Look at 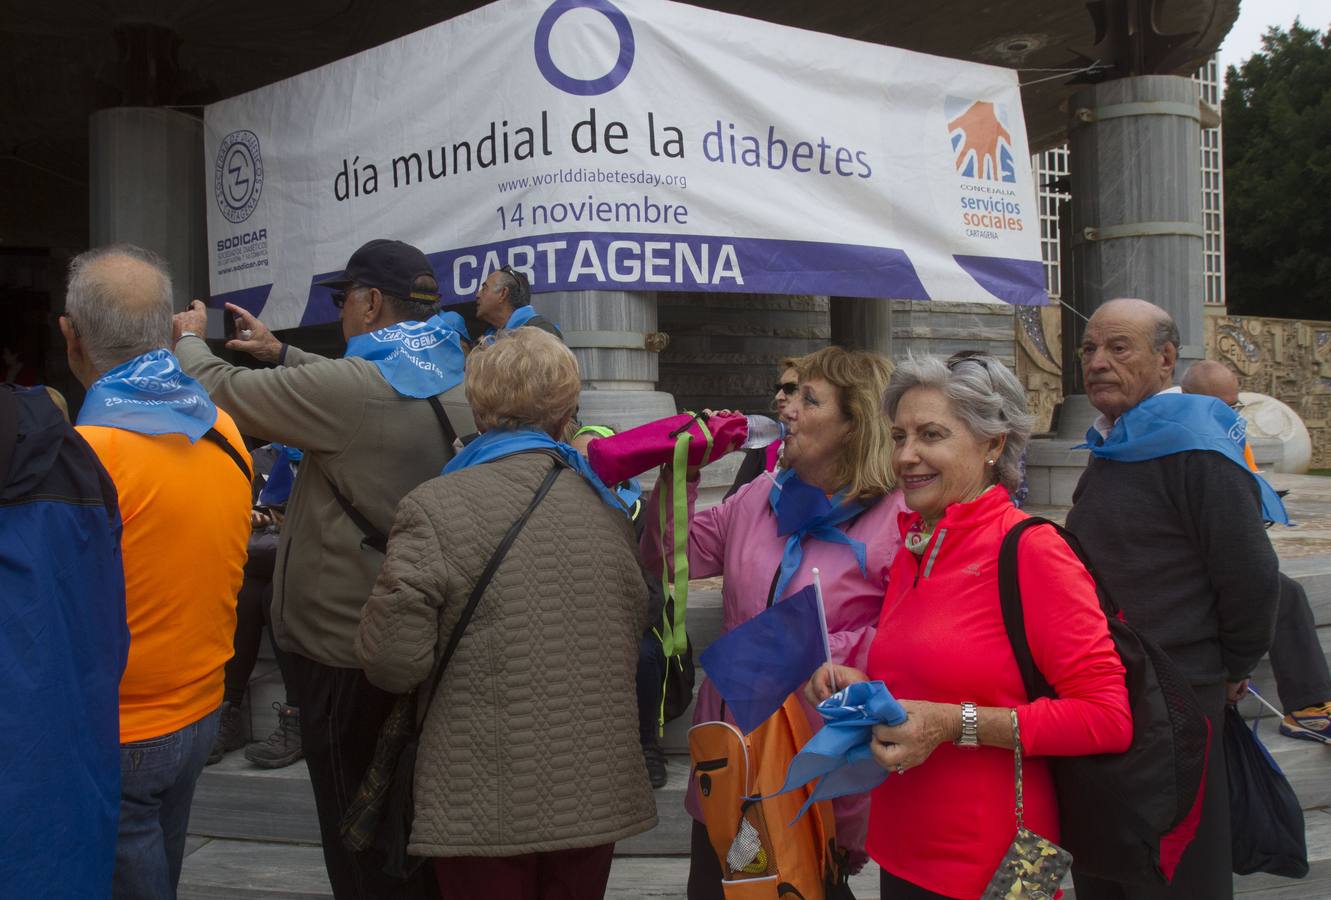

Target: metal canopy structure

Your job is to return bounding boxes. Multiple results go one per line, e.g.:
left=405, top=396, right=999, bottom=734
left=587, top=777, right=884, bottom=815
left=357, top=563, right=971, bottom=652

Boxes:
left=1, top=0, right=1236, bottom=249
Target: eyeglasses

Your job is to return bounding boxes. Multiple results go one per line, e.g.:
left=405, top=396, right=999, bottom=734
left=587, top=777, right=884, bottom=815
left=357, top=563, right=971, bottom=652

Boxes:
left=1230, top=400, right=1246, bottom=414
left=330, top=285, right=362, bottom=309
left=775, top=381, right=798, bottom=397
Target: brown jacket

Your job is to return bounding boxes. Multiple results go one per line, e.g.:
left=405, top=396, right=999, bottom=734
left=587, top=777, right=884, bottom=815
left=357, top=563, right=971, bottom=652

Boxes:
left=177, top=337, right=474, bottom=668
left=356, top=450, right=657, bottom=857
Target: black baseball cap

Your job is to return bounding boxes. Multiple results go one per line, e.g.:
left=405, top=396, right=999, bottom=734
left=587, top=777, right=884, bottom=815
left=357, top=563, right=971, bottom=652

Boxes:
left=314, top=239, right=440, bottom=303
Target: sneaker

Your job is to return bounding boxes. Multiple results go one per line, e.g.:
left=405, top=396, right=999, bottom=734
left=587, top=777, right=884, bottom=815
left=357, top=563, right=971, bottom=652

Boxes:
left=1280, top=703, right=1331, bottom=744
left=642, top=739, right=668, bottom=789
left=206, top=701, right=246, bottom=766
left=245, top=702, right=303, bottom=768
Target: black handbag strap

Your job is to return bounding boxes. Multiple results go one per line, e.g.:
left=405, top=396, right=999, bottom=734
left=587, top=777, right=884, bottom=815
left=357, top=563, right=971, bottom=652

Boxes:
left=417, top=461, right=563, bottom=722
left=202, top=427, right=253, bottom=484
left=326, top=395, right=460, bottom=554
left=0, top=386, right=17, bottom=487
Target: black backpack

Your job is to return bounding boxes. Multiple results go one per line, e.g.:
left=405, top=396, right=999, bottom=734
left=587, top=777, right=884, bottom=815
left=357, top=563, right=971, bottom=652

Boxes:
left=998, top=517, right=1211, bottom=888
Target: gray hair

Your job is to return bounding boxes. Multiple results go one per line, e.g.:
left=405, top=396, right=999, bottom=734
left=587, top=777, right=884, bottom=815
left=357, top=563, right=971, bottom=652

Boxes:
left=883, top=352, right=1035, bottom=492
left=1151, top=313, right=1180, bottom=354
left=65, top=244, right=174, bottom=373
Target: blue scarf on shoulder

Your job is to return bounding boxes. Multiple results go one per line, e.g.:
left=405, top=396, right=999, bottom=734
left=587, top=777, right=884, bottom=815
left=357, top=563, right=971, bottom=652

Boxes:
left=344, top=314, right=466, bottom=399
left=77, top=349, right=217, bottom=441
left=1078, top=392, right=1289, bottom=525
left=767, top=467, right=871, bottom=603
left=442, top=427, right=626, bottom=514
left=481, top=305, right=541, bottom=338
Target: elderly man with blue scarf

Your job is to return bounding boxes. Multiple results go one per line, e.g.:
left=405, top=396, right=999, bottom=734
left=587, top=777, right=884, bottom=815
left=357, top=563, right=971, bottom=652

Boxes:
left=173, top=238, right=472, bottom=900
left=1065, top=298, right=1280, bottom=900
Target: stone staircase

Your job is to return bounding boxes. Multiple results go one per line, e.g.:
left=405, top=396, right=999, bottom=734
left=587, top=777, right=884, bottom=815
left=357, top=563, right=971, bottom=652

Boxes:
left=181, top=472, right=1331, bottom=899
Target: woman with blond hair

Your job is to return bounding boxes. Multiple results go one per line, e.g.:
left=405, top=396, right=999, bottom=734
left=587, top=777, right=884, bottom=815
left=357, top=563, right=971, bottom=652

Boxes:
left=357, top=327, right=655, bottom=899
left=641, top=345, right=908, bottom=897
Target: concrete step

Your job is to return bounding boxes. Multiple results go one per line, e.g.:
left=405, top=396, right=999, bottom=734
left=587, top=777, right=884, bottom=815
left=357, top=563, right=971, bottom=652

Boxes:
left=192, top=753, right=321, bottom=845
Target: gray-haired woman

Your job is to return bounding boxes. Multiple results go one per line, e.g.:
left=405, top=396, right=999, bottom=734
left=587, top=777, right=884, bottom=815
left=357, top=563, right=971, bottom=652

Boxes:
left=807, top=351, right=1132, bottom=899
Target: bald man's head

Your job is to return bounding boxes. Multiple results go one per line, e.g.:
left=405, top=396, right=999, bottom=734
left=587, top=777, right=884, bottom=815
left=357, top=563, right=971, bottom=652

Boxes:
left=1080, top=298, right=1180, bottom=421
left=63, top=244, right=174, bottom=379
left=1181, top=359, right=1240, bottom=407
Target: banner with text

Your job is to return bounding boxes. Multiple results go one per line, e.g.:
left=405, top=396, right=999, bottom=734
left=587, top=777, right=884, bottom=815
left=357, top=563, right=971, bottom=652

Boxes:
left=205, top=0, right=1047, bottom=328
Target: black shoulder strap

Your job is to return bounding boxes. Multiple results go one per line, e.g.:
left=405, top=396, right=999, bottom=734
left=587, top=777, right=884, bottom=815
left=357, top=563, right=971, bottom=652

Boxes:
left=998, top=517, right=1059, bottom=702
left=0, top=387, right=17, bottom=487
left=202, top=427, right=253, bottom=484
left=326, top=395, right=462, bottom=554
left=417, top=462, right=563, bottom=720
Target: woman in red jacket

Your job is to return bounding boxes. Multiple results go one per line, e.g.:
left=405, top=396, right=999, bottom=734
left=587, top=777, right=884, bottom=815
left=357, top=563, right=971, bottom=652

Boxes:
left=809, top=351, right=1133, bottom=899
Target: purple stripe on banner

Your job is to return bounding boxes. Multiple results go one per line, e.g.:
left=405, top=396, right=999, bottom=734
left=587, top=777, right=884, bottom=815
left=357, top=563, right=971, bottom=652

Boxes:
left=300, top=276, right=343, bottom=327
left=209, top=284, right=273, bottom=316
left=953, top=255, right=1048, bottom=306
left=415, top=232, right=930, bottom=307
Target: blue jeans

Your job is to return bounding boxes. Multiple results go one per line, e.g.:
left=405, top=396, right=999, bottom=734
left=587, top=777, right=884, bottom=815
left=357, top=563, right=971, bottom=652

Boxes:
left=113, top=708, right=220, bottom=899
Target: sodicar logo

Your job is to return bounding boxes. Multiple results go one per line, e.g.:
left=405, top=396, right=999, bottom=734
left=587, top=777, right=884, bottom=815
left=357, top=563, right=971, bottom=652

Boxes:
left=214, top=130, right=264, bottom=223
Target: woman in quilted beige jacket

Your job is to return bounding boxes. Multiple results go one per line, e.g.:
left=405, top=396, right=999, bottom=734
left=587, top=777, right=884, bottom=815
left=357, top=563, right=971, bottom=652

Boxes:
left=357, top=328, right=656, bottom=899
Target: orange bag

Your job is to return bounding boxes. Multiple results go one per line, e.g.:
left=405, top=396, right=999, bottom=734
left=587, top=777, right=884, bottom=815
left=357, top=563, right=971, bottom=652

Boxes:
left=688, top=694, right=850, bottom=900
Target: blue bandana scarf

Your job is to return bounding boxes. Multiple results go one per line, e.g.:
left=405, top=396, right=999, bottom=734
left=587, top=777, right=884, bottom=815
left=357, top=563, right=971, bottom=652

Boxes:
left=77, top=349, right=217, bottom=441
left=773, top=681, right=908, bottom=821
left=344, top=314, right=466, bottom=399
left=258, top=444, right=302, bottom=507
left=482, top=305, right=539, bottom=338
left=767, top=468, right=870, bottom=603
left=1079, top=392, right=1289, bottom=525
left=442, top=427, right=626, bottom=514
left=435, top=310, right=470, bottom=342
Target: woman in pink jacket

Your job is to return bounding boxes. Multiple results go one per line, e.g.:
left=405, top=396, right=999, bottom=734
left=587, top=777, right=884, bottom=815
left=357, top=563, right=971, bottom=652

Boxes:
left=642, top=346, right=908, bottom=898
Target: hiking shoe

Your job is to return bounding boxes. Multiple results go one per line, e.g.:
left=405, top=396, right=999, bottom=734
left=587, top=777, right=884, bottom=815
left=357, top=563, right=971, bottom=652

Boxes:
left=1280, top=702, right=1331, bottom=744
left=206, top=701, right=246, bottom=766
left=245, top=703, right=303, bottom=768
left=642, top=739, right=668, bottom=789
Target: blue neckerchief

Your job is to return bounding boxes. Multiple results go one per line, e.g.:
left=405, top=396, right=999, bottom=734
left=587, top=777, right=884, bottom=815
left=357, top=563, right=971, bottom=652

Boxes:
left=436, top=310, right=470, bottom=342
left=77, top=349, right=217, bottom=442
left=482, top=305, right=540, bottom=338
left=344, top=315, right=465, bottom=399
left=258, top=443, right=302, bottom=507
left=615, top=477, right=643, bottom=513
left=442, top=427, right=626, bottom=514
left=766, top=468, right=870, bottom=602
left=1078, top=393, right=1289, bottom=525
left=773, top=681, right=908, bottom=821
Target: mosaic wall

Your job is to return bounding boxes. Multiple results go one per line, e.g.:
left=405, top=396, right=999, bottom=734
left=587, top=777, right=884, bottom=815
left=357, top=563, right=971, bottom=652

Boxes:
left=1014, top=309, right=1331, bottom=468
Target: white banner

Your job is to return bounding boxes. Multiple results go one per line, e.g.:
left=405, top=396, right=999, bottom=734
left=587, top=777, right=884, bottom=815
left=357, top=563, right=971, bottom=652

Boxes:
left=205, top=0, right=1047, bottom=329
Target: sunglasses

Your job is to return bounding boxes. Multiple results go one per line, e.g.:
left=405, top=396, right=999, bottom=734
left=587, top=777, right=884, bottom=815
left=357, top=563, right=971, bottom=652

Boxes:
left=775, top=381, right=798, bottom=397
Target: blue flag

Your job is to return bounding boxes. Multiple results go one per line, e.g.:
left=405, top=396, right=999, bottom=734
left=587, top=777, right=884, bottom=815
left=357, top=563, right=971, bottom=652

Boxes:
left=773, top=681, right=907, bottom=822
left=699, top=584, right=827, bottom=734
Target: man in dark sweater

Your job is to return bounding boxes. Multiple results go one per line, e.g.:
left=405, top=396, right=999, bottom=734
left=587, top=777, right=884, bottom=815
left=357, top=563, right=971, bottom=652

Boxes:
left=1065, top=298, right=1280, bottom=900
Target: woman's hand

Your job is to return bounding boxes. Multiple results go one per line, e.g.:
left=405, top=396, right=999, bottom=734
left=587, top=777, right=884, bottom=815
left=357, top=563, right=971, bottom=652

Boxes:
left=804, top=663, right=869, bottom=705
left=870, top=700, right=960, bottom=774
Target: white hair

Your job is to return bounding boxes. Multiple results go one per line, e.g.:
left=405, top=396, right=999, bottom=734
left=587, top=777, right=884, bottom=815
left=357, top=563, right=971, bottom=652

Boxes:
left=883, top=352, right=1034, bottom=492
left=65, top=244, right=174, bottom=373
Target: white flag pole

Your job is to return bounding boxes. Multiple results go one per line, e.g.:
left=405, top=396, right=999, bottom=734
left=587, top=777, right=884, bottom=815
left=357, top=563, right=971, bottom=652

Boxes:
left=812, top=567, right=835, bottom=693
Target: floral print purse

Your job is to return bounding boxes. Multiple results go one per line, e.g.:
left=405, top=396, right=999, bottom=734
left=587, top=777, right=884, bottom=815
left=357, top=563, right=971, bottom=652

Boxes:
left=980, top=710, right=1073, bottom=900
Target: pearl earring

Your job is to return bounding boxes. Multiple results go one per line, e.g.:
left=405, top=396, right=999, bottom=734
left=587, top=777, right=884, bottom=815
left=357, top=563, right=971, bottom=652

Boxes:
left=986, top=458, right=995, bottom=466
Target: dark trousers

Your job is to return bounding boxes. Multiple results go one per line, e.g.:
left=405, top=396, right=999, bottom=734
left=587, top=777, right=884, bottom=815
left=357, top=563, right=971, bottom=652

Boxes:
left=688, top=819, right=725, bottom=900
left=1270, top=572, right=1331, bottom=713
left=224, top=579, right=295, bottom=706
left=433, top=844, right=614, bottom=900
left=880, top=869, right=949, bottom=899
left=636, top=632, right=666, bottom=744
left=1073, top=683, right=1232, bottom=900
left=286, top=653, right=433, bottom=900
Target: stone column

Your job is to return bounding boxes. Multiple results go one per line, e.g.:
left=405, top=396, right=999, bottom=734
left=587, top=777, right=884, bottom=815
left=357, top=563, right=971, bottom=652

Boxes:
left=89, top=107, right=207, bottom=310
left=531, top=289, right=676, bottom=430
left=1066, top=75, right=1205, bottom=380
left=829, top=297, right=892, bottom=356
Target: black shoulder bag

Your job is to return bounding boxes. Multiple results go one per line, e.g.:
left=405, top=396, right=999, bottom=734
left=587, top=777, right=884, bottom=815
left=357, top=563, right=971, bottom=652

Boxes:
left=326, top=396, right=458, bottom=553
left=339, top=461, right=562, bottom=878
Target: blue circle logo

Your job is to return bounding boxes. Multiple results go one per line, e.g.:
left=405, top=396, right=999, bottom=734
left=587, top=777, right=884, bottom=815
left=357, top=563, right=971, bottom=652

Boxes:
left=214, top=130, right=264, bottom=224
left=534, top=0, right=635, bottom=96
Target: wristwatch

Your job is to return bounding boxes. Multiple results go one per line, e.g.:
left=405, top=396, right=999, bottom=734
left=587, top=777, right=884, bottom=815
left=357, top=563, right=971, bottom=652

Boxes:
left=956, top=701, right=980, bottom=748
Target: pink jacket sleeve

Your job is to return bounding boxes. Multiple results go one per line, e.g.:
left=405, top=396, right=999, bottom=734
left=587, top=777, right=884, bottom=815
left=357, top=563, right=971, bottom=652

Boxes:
left=1014, top=527, right=1133, bottom=757
left=639, top=475, right=732, bottom=582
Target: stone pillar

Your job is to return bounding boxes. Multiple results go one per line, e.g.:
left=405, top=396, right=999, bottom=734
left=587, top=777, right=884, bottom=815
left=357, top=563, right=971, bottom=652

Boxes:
left=830, top=297, right=892, bottom=356
left=531, top=289, right=676, bottom=430
left=1066, top=75, right=1205, bottom=378
left=89, top=107, right=207, bottom=310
